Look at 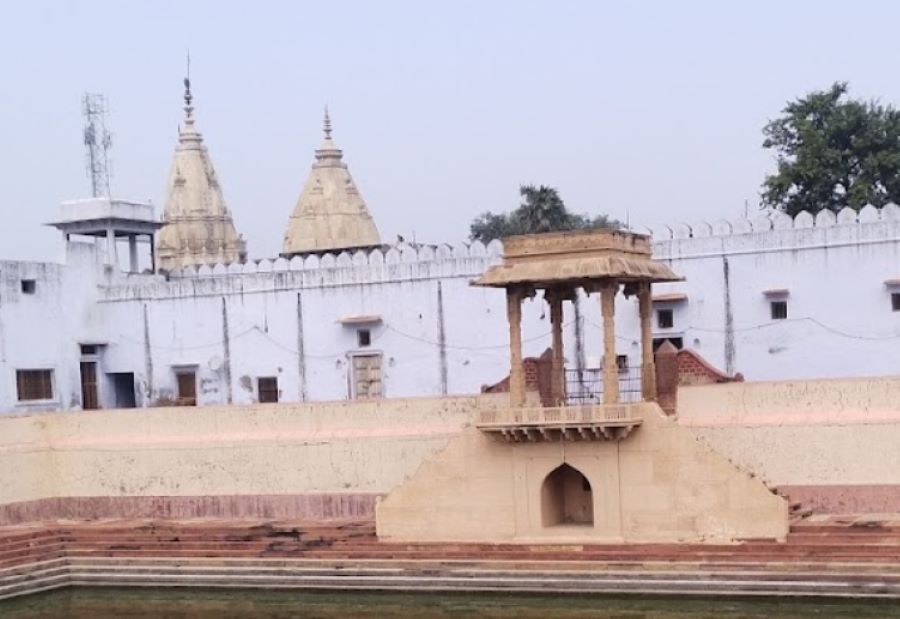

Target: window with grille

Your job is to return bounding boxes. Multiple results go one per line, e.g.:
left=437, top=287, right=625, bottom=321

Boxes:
left=16, top=370, right=53, bottom=401
left=657, top=308, right=674, bottom=329
left=357, top=329, right=371, bottom=347
left=770, top=300, right=788, bottom=320
left=258, top=377, right=279, bottom=403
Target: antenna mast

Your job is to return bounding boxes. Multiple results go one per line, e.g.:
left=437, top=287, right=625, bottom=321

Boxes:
left=82, top=93, right=113, bottom=198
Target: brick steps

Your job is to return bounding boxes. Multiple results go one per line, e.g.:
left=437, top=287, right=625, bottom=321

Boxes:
left=31, top=545, right=900, bottom=559
left=3, top=516, right=900, bottom=601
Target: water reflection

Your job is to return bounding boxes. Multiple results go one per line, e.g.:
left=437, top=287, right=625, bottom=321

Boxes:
left=2, top=588, right=899, bottom=618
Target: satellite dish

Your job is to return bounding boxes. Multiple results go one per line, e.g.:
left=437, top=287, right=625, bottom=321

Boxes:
left=208, top=355, right=223, bottom=372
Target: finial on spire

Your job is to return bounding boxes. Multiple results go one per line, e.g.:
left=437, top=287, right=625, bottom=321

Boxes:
left=323, top=106, right=332, bottom=139
left=183, top=51, right=193, bottom=119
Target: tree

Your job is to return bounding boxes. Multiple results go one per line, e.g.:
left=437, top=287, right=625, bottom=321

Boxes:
left=469, top=185, right=622, bottom=242
left=761, top=82, right=900, bottom=216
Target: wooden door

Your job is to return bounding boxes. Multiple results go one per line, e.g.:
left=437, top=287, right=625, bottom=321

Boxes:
left=257, top=377, right=279, bottom=403
left=352, top=354, right=382, bottom=399
left=176, top=372, right=197, bottom=406
left=80, top=362, right=99, bottom=410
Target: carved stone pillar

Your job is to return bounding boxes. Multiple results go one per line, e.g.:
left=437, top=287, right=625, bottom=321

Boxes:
left=638, top=281, right=657, bottom=400
left=506, top=287, right=526, bottom=408
left=547, top=289, right=565, bottom=406
left=600, top=281, right=619, bottom=405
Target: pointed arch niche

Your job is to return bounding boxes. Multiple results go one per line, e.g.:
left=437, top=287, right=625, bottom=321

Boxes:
left=541, top=463, right=594, bottom=527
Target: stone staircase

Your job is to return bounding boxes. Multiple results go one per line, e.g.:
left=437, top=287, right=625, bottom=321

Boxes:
left=3, top=516, right=900, bottom=601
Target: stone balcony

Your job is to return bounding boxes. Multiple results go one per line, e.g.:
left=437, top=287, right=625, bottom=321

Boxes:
left=476, top=403, right=646, bottom=442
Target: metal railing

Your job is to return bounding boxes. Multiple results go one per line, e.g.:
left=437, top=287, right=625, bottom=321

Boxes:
left=565, top=366, right=642, bottom=405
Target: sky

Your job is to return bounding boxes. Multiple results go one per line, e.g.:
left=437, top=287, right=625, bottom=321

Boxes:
left=2, top=1, right=900, bottom=261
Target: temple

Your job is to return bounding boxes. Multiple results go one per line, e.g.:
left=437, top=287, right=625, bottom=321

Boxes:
left=156, top=77, right=247, bottom=271
left=2, top=81, right=900, bottom=601
left=281, top=109, right=381, bottom=255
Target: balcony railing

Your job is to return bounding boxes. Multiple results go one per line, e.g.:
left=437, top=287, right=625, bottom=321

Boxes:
left=476, top=403, right=645, bottom=442
left=565, top=366, right=642, bottom=405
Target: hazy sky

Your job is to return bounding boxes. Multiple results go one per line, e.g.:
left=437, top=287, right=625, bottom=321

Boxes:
left=2, top=1, right=900, bottom=261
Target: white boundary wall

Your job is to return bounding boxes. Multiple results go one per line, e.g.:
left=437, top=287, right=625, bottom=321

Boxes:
left=1, top=204, right=899, bottom=413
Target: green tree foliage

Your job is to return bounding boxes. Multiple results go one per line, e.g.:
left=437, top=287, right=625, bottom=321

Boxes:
left=762, top=82, right=900, bottom=215
left=469, top=185, right=622, bottom=242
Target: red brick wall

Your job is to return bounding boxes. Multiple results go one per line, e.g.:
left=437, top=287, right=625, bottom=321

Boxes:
left=676, top=349, right=744, bottom=386
left=482, top=348, right=554, bottom=407
left=656, top=346, right=742, bottom=414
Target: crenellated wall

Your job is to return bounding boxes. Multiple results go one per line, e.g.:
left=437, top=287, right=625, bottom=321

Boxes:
left=646, top=203, right=900, bottom=244
left=615, top=204, right=900, bottom=382
left=156, top=240, right=504, bottom=287
left=2, top=206, right=899, bottom=413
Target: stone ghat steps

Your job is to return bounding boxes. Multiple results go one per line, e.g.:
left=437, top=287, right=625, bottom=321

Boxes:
left=51, top=532, right=900, bottom=562
left=785, top=532, right=900, bottom=545
left=4, top=517, right=900, bottom=601
left=7, top=520, right=900, bottom=565
left=791, top=515, right=900, bottom=535
left=47, top=536, right=900, bottom=562
left=57, top=541, right=900, bottom=560
left=5, top=558, right=900, bottom=600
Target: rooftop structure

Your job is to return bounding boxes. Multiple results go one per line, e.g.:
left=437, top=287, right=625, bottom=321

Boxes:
left=282, top=109, right=381, bottom=256
left=156, top=77, right=247, bottom=271
left=46, top=197, right=162, bottom=273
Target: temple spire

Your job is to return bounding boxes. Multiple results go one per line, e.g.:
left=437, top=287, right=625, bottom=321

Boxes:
left=158, top=71, right=247, bottom=271
left=323, top=106, right=332, bottom=140
left=183, top=51, right=193, bottom=120
left=282, top=108, right=381, bottom=255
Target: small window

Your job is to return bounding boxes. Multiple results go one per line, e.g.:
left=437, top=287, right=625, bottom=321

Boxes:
left=80, top=344, right=98, bottom=356
left=16, top=370, right=53, bottom=401
left=21, top=280, right=36, bottom=295
left=357, top=329, right=371, bottom=347
left=258, top=377, right=279, bottom=403
left=770, top=300, right=788, bottom=320
left=657, top=308, right=674, bottom=329
left=892, top=293, right=900, bottom=312
left=616, top=355, right=628, bottom=373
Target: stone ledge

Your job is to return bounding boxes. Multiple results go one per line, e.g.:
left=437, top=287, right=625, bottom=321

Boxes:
left=0, top=494, right=381, bottom=527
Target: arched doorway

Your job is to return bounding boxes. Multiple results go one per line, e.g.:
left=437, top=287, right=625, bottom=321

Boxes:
left=541, top=463, right=594, bottom=527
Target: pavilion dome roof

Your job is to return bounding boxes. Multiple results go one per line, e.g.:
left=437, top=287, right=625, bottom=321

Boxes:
left=473, top=229, right=682, bottom=289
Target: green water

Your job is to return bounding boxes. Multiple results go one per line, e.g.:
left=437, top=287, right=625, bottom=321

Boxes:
left=2, top=589, right=899, bottom=618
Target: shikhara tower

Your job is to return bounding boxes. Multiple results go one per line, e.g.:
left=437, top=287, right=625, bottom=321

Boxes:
left=282, top=108, right=381, bottom=255
left=157, top=77, right=246, bottom=271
